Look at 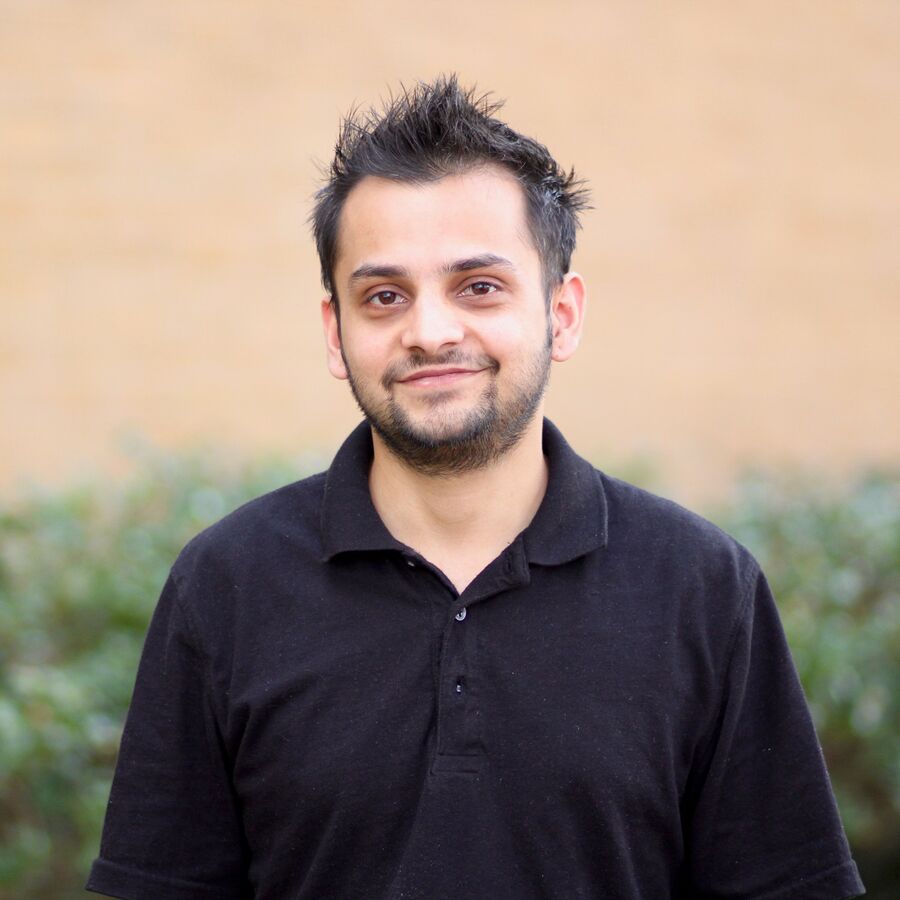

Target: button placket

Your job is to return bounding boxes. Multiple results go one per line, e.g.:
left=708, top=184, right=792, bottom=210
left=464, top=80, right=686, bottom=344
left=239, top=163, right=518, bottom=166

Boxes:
left=432, top=604, right=483, bottom=773
left=453, top=609, right=467, bottom=699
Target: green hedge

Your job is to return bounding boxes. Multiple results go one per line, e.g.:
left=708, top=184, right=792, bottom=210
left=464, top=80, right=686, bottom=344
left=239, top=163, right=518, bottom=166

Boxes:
left=1, top=452, right=897, bottom=899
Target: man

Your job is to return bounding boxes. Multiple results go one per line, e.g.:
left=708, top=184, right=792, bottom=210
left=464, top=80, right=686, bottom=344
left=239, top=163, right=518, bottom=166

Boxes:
left=87, top=76, right=864, bottom=899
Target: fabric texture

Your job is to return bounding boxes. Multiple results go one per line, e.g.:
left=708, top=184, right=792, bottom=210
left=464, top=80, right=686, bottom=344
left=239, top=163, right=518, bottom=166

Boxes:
left=86, top=420, right=865, bottom=900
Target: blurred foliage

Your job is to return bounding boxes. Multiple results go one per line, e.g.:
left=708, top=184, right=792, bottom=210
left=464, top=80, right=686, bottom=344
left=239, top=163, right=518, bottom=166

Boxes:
left=0, top=451, right=897, bottom=898
left=0, top=447, right=312, bottom=900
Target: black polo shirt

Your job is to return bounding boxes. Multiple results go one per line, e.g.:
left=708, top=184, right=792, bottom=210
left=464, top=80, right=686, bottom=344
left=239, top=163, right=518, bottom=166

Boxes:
left=87, top=420, right=863, bottom=900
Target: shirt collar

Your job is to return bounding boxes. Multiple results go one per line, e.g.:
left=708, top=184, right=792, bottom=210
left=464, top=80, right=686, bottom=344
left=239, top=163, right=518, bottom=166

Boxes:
left=320, top=418, right=608, bottom=565
left=524, top=418, right=609, bottom=565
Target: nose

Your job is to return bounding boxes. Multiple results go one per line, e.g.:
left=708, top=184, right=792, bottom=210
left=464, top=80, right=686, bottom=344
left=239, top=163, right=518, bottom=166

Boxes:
left=400, top=293, right=465, bottom=355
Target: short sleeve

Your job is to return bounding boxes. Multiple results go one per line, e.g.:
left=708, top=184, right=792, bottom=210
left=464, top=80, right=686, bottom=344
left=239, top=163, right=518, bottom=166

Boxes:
left=686, top=567, right=865, bottom=899
left=86, top=574, right=250, bottom=899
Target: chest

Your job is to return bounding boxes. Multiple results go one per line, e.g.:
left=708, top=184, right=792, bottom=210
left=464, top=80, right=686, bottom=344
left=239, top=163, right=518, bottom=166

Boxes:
left=213, top=558, right=715, bottom=833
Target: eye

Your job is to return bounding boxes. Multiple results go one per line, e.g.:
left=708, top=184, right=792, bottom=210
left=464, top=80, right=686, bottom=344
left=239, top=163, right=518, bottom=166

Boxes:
left=366, top=290, right=406, bottom=308
left=460, top=281, right=499, bottom=297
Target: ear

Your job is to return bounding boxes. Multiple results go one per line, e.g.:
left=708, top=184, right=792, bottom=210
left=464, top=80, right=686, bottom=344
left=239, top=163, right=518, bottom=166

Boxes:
left=550, top=272, right=586, bottom=362
left=321, top=296, right=348, bottom=381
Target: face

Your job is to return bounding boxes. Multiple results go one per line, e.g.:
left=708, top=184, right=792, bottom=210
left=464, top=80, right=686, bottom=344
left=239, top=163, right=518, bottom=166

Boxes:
left=322, top=166, right=585, bottom=475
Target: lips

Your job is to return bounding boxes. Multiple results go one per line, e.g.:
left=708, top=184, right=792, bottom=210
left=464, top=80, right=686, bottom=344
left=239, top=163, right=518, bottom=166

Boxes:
left=381, top=354, right=498, bottom=392
left=398, top=367, right=482, bottom=383
left=397, top=367, right=486, bottom=388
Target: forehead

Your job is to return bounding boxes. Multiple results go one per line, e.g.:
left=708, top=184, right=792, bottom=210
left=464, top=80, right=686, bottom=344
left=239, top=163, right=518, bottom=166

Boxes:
left=333, top=167, right=539, bottom=282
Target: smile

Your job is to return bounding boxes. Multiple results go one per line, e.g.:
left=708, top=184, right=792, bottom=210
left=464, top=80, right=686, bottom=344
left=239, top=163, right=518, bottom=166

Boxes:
left=396, top=368, right=487, bottom=389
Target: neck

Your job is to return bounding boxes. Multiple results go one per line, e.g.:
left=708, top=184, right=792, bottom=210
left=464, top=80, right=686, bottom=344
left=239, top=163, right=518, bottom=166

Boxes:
left=368, top=414, right=548, bottom=593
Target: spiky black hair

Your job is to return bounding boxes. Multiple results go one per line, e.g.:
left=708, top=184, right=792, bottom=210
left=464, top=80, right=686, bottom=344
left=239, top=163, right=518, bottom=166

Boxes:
left=311, top=75, right=590, bottom=303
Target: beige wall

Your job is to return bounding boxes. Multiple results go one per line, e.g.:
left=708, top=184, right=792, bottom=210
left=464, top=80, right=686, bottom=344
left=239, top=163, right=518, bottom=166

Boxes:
left=2, top=0, right=898, bottom=502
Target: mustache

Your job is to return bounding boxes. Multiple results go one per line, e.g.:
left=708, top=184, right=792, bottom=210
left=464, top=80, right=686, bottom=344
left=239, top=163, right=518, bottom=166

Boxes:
left=381, top=350, right=499, bottom=390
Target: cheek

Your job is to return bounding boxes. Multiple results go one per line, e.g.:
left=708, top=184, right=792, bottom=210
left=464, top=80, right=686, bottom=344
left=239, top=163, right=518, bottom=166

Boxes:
left=485, top=319, right=548, bottom=363
left=342, top=331, right=394, bottom=377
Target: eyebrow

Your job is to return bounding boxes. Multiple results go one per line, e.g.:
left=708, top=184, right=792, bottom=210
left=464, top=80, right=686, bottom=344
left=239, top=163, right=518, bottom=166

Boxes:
left=348, top=253, right=516, bottom=285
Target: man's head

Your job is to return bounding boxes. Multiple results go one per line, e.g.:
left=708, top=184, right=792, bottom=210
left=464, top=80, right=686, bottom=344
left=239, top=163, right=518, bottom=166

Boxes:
left=314, top=77, right=589, bottom=475
left=312, top=75, right=589, bottom=306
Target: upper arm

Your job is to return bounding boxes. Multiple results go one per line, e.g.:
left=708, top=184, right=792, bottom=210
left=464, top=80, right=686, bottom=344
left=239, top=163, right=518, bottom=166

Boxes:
left=86, top=574, right=250, bottom=899
left=684, top=567, right=864, bottom=899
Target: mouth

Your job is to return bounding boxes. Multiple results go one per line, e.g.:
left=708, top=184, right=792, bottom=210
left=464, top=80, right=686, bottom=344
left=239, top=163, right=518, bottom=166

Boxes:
left=396, top=367, right=487, bottom=389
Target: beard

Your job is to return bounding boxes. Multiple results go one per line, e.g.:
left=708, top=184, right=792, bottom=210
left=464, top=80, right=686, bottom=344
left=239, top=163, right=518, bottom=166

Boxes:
left=342, top=329, right=552, bottom=477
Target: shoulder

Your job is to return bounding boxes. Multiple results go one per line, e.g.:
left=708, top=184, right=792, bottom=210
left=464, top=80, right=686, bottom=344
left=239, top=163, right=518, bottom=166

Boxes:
left=170, top=470, right=328, bottom=587
left=597, top=470, right=761, bottom=609
left=600, top=471, right=754, bottom=564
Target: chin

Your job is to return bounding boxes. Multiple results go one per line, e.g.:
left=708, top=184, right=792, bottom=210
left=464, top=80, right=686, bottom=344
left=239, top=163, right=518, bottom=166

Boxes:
left=347, top=362, right=547, bottom=475
left=389, top=406, right=496, bottom=448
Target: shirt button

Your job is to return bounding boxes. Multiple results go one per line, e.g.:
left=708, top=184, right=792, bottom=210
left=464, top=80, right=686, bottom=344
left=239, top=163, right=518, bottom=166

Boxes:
left=455, top=608, right=467, bottom=621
